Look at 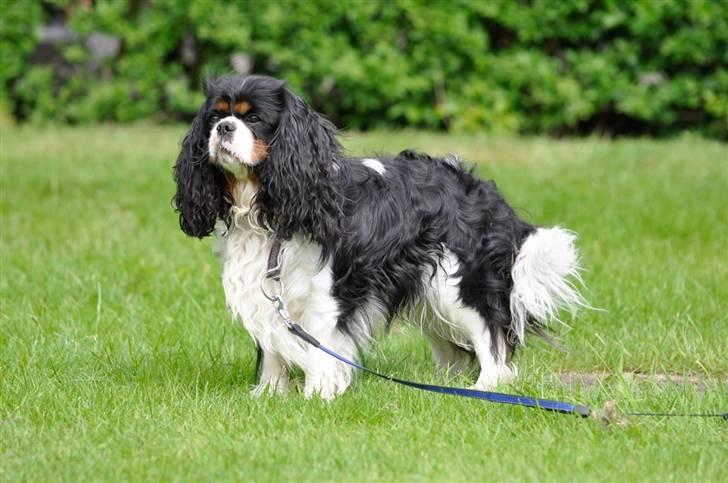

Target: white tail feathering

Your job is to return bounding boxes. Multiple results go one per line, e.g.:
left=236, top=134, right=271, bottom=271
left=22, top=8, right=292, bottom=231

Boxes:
left=509, top=226, right=586, bottom=343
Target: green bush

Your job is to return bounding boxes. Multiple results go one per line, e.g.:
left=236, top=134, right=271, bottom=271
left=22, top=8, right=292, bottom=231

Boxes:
left=2, top=0, right=727, bottom=137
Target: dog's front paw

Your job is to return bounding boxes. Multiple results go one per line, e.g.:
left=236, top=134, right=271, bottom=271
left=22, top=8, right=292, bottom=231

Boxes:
left=250, top=376, right=291, bottom=397
left=303, top=373, right=351, bottom=401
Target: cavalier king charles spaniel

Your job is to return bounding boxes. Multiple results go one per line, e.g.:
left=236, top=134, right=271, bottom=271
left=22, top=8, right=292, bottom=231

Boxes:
left=174, top=74, right=585, bottom=399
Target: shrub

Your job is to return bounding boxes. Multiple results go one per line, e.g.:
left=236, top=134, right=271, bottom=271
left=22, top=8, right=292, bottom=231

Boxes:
left=2, top=0, right=726, bottom=137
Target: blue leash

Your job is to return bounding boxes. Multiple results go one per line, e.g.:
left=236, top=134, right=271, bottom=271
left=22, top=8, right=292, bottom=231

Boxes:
left=263, top=284, right=591, bottom=416
left=289, top=318, right=726, bottom=421
left=287, top=321, right=591, bottom=417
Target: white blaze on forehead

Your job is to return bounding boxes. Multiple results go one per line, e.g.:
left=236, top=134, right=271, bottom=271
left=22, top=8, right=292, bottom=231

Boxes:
left=362, top=158, right=386, bottom=175
left=208, top=116, right=256, bottom=171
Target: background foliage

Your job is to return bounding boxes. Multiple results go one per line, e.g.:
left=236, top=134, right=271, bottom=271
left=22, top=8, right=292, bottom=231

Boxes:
left=2, top=0, right=727, bottom=137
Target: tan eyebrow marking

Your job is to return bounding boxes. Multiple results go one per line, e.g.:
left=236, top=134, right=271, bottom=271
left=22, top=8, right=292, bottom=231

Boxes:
left=215, top=100, right=230, bottom=112
left=233, top=101, right=252, bottom=114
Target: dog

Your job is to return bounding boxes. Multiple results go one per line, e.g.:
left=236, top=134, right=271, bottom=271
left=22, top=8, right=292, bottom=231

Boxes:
left=173, top=74, right=585, bottom=399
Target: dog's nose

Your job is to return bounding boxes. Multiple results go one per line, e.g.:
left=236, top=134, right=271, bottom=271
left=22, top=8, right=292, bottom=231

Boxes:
left=217, top=120, right=236, bottom=136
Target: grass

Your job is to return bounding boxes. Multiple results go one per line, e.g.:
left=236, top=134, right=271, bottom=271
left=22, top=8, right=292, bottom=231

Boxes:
left=1, top=124, right=727, bottom=482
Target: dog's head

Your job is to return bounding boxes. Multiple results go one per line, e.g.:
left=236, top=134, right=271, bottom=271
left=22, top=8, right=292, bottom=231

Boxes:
left=173, top=75, right=343, bottom=242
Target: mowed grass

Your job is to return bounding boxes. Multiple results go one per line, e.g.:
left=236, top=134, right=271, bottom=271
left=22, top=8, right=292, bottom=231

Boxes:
left=1, top=124, right=726, bottom=482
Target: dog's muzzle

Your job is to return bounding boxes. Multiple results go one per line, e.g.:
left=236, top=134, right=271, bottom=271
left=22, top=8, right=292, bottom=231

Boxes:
left=209, top=116, right=257, bottom=172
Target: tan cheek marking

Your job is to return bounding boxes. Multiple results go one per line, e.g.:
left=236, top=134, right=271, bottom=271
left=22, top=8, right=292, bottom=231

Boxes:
left=234, top=101, right=251, bottom=115
left=215, top=100, right=230, bottom=112
left=252, top=140, right=269, bottom=163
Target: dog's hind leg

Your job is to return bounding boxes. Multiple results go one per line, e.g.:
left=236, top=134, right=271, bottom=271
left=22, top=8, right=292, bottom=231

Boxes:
left=468, top=327, right=517, bottom=390
left=426, top=331, right=473, bottom=377
left=427, top=251, right=516, bottom=390
left=431, top=305, right=515, bottom=390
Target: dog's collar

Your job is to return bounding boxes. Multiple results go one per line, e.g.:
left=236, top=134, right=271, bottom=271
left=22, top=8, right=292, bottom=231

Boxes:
left=266, top=238, right=283, bottom=282
left=260, top=238, right=284, bottom=302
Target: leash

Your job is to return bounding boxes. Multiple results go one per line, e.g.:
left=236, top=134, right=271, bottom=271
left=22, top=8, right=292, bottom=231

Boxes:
left=261, top=239, right=727, bottom=421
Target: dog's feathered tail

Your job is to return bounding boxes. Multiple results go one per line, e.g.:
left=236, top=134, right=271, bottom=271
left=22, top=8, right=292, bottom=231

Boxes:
left=509, top=226, right=586, bottom=343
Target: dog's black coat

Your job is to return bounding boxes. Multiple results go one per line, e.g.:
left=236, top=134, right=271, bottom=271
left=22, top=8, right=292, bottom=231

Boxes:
left=330, top=152, right=536, bottom=352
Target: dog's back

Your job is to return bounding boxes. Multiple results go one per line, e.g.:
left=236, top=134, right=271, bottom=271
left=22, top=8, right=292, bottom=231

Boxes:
left=331, top=150, right=583, bottom=365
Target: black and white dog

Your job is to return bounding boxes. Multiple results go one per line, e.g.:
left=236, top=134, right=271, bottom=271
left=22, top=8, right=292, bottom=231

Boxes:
left=174, top=75, right=585, bottom=399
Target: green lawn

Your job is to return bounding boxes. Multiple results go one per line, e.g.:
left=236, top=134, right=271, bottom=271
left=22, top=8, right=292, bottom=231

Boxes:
left=1, top=124, right=726, bottom=482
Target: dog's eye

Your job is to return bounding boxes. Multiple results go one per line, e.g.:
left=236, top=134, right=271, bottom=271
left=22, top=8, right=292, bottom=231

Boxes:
left=246, top=114, right=260, bottom=123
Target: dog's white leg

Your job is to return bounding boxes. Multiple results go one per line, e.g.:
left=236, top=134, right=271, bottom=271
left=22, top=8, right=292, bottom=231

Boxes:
left=469, top=328, right=517, bottom=390
left=271, top=242, right=357, bottom=401
left=431, top=307, right=515, bottom=390
left=301, top=329, right=355, bottom=401
left=251, top=350, right=290, bottom=396
left=427, top=250, right=516, bottom=390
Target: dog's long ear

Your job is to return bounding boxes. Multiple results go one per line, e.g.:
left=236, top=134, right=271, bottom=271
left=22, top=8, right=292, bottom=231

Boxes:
left=254, top=85, right=344, bottom=245
left=173, top=104, right=229, bottom=238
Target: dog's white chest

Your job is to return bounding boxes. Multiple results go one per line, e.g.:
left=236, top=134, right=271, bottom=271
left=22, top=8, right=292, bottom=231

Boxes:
left=217, top=228, right=280, bottom=350
left=216, top=227, right=338, bottom=358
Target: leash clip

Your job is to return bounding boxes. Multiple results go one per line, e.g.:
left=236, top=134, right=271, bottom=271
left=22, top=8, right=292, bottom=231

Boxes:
left=271, top=295, right=294, bottom=329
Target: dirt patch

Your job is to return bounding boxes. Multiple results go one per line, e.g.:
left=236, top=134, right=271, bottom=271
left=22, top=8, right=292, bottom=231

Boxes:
left=552, top=372, right=727, bottom=392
